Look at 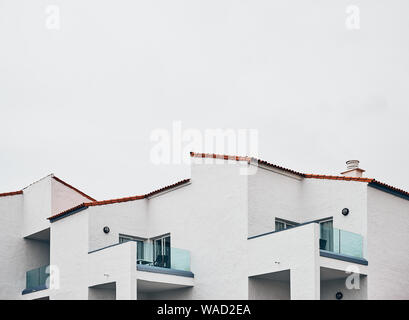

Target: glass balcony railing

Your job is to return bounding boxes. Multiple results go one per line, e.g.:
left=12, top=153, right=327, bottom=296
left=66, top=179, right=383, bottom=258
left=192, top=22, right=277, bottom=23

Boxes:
left=26, top=265, right=49, bottom=290
left=136, top=243, right=191, bottom=272
left=319, top=227, right=363, bottom=258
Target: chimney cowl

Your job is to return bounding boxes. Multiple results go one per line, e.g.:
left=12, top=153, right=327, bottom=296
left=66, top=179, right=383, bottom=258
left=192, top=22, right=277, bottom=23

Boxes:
left=346, top=160, right=360, bottom=170
left=341, top=160, right=365, bottom=178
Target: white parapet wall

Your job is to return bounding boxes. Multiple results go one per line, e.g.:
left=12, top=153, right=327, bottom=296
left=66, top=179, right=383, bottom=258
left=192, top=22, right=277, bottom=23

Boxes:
left=247, top=223, right=320, bottom=300
left=88, top=241, right=137, bottom=300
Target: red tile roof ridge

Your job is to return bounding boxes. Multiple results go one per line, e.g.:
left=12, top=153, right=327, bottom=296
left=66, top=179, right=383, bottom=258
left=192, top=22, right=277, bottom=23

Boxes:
left=47, top=153, right=409, bottom=222
left=189, top=152, right=409, bottom=197
left=304, top=174, right=374, bottom=183
left=190, top=152, right=252, bottom=162
left=190, top=152, right=304, bottom=176
left=371, top=179, right=409, bottom=198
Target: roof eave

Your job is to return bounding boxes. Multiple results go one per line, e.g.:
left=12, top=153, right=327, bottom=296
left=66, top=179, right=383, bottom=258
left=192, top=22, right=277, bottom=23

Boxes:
left=0, top=190, right=23, bottom=198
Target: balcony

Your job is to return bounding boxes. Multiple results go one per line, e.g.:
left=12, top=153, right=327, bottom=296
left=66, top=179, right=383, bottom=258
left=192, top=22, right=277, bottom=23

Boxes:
left=248, top=223, right=368, bottom=299
left=88, top=241, right=194, bottom=299
left=22, top=265, right=49, bottom=295
left=136, top=243, right=192, bottom=277
left=319, top=226, right=363, bottom=259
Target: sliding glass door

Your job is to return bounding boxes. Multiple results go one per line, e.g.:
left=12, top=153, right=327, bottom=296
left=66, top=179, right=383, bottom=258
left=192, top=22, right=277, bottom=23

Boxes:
left=320, top=220, right=334, bottom=251
left=153, top=235, right=171, bottom=268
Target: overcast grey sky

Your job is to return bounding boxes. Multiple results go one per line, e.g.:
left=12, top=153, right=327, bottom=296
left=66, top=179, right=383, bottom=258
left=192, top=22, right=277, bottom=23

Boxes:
left=1, top=0, right=408, bottom=200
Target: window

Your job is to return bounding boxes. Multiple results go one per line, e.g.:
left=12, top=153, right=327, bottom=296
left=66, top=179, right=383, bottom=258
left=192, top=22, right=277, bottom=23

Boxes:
left=275, top=221, right=285, bottom=231
left=119, top=235, right=145, bottom=260
left=319, top=219, right=333, bottom=251
left=152, top=235, right=171, bottom=268
left=275, top=218, right=297, bottom=231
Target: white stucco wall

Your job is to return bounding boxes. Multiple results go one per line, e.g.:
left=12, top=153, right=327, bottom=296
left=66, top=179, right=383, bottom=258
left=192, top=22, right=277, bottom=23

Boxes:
left=0, top=194, right=50, bottom=299
left=320, top=276, right=367, bottom=300
left=247, top=169, right=368, bottom=246
left=21, top=288, right=50, bottom=300
left=88, top=241, right=137, bottom=300
left=247, top=223, right=320, bottom=300
left=51, top=211, right=139, bottom=300
left=0, top=194, right=24, bottom=299
left=16, top=161, right=407, bottom=300
left=49, top=161, right=249, bottom=299
left=88, top=200, right=148, bottom=252
left=46, top=162, right=250, bottom=299
left=299, top=179, right=368, bottom=260
left=50, top=210, right=89, bottom=300
left=22, top=176, right=52, bottom=237
left=51, top=178, right=93, bottom=216
left=367, top=187, right=409, bottom=299
left=300, top=179, right=367, bottom=236
left=248, top=166, right=303, bottom=237
left=88, top=287, right=116, bottom=300
left=46, top=162, right=379, bottom=300
left=146, top=162, right=249, bottom=299
left=248, top=278, right=290, bottom=300
left=22, top=175, right=90, bottom=239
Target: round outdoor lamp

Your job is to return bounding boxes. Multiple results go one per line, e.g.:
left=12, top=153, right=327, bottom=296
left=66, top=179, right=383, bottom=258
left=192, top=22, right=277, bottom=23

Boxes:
left=342, top=208, right=349, bottom=216
left=103, top=226, right=110, bottom=234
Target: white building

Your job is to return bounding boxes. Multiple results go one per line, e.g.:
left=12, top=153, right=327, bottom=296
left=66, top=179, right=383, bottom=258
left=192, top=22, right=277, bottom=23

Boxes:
left=1, top=152, right=408, bottom=300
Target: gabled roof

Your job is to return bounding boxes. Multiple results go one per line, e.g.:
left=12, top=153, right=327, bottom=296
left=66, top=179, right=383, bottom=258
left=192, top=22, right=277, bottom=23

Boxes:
left=48, top=152, right=409, bottom=223
left=0, top=175, right=96, bottom=202
left=48, top=179, right=190, bottom=222
left=52, top=176, right=96, bottom=201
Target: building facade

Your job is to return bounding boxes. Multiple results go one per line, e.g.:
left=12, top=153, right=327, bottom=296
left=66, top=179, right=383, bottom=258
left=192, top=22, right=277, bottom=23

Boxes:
left=1, top=152, right=408, bottom=300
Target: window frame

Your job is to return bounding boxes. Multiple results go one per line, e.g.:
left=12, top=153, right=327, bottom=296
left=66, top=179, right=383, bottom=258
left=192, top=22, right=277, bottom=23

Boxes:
left=275, top=218, right=299, bottom=231
left=119, top=234, right=147, bottom=260
left=150, top=234, right=171, bottom=268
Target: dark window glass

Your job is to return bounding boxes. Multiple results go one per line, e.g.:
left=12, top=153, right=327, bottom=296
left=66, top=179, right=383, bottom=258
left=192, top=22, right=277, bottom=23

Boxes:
left=275, top=221, right=285, bottom=231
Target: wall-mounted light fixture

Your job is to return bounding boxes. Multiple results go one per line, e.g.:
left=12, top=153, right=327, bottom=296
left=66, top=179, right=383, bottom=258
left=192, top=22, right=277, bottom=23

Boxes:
left=103, top=226, right=110, bottom=234
left=335, top=292, right=343, bottom=300
left=342, top=208, right=349, bottom=216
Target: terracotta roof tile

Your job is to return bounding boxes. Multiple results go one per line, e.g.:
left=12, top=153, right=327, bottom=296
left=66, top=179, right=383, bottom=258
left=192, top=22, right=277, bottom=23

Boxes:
left=256, top=159, right=305, bottom=176
left=304, top=174, right=374, bottom=183
left=190, top=152, right=304, bottom=176
left=190, top=152, right=409, bottom=198
left=370, top=179, right=409, bottom=199
left=190, top=152, right=251, bottom=163
left=48, top=179, right=190, bottom=222
left=0, top=190, right=23, bottom=198
left=48, top=153, right=409, bottom=222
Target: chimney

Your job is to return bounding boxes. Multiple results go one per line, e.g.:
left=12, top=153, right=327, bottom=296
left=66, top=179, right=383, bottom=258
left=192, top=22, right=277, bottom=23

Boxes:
left=341, top=160, right=365, bottom=178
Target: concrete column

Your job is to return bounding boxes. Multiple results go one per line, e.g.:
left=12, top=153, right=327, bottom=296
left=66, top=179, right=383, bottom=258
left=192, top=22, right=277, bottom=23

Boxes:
left=290, top=264, right=320, bottom=299
left=116, top=242, right=137, bottom=300
left=290, top=223, right=320, bottom=300
left=116, top=278, right=137, bottom=300
left=87, top=241, right=137, bottom=300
